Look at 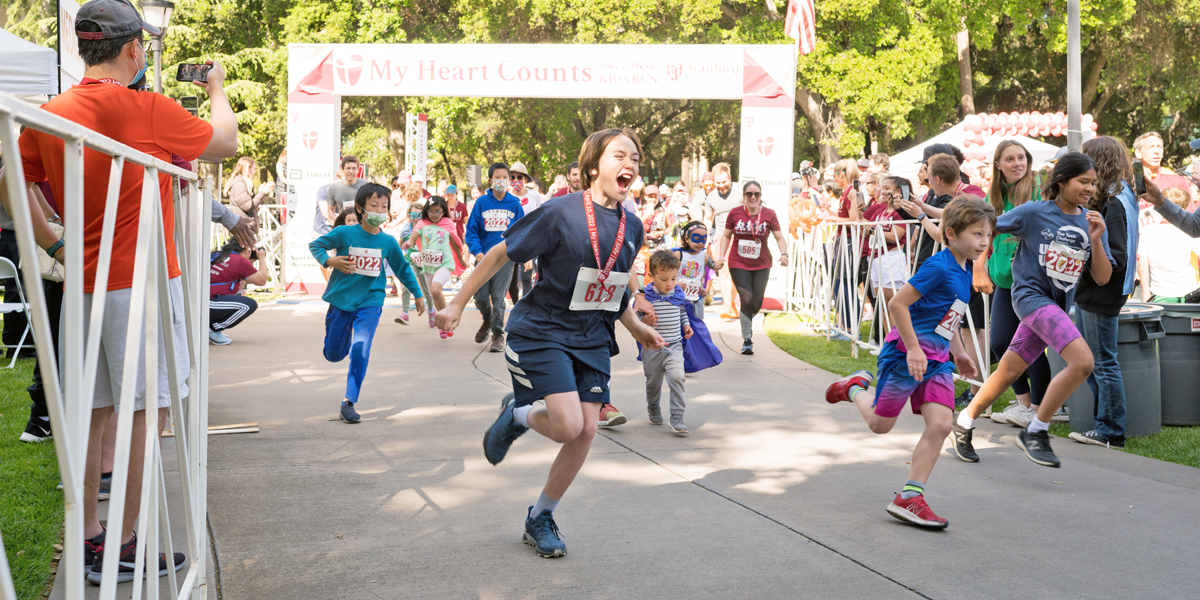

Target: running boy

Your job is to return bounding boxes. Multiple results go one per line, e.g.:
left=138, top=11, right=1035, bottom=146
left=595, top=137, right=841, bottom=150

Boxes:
left=310, top=184, right=426, bottom=424
left=640, top=250, right=695, bottom=433
left=824, top=196, right=993, bottom=529
left=954, top=152, right=1113, bottom=468
left=436, top=128, right=665, bottom=557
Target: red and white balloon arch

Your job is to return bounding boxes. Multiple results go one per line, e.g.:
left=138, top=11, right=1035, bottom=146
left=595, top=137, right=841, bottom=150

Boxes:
left=959, top=111, right=1098, bottom=161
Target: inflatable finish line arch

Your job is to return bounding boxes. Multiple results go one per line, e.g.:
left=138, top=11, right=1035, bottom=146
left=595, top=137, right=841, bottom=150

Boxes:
left=286, top=43, right=797, bottom=304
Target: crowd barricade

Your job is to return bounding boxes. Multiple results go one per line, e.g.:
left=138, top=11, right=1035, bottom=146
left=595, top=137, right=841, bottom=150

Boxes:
left=786, top=218, right=993, bottom=389
left=0, top=92, right=211, bottom=600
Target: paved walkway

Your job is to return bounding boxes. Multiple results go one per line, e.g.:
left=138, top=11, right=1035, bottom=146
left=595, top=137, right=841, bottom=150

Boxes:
left=201, top=295, right=1200, bottom=599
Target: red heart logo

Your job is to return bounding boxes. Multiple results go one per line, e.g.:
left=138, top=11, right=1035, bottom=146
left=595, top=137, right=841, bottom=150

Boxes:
left=302, top=131, right=318, bottom=150
left=335, top=55, right=364, bottom=86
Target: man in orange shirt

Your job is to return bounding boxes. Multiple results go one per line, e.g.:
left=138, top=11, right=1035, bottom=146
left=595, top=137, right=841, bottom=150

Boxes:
left=8, top=0, right=238, bottom=584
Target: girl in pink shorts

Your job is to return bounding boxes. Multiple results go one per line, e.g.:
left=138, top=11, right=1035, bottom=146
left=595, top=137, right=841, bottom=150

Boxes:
left=954, top=152, right=1115, bottom=469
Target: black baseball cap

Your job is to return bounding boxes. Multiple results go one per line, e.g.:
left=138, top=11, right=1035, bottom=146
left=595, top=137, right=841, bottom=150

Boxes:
left=76, top=0, right=161, bottom=40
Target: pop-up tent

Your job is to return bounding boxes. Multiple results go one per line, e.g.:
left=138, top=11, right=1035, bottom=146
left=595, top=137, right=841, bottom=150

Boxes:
left=889, top=120, right=1066, bottom=181
left=0, top=29, right=57, bottom=97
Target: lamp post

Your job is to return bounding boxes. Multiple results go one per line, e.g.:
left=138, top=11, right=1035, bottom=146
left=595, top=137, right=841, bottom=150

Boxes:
left=139, top=1, right=175, bottom=94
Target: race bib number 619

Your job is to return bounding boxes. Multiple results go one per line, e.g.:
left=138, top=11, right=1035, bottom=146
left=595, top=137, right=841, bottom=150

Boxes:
left=569, top=267, right=631, bottom=312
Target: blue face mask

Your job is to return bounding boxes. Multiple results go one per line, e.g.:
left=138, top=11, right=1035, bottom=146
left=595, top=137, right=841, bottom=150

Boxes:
left=130, top=40, right=148, bottom=89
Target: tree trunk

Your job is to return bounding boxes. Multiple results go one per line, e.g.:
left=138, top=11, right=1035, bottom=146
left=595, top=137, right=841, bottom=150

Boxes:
left=379, top=98, right=405, bottom=173
left=1081, top=45, right=1107, bottom=114
left=956, top=25, right=975, bottom=117
left=795, top=85, right=843, bottom=168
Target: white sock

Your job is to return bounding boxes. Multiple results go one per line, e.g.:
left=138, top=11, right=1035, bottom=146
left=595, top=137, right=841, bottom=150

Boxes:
left=1027, top=416, right=1050, bottom=433
left=956, top=411, right=975, bottom=429
left=513, top=404, right=533, bottom=428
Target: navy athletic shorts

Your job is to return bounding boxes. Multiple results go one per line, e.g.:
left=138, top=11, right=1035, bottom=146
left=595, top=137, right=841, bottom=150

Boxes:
left=504, top=333, right=612, bottom=407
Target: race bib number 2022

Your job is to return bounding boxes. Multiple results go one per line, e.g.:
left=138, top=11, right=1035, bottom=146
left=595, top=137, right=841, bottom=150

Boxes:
left=348, top=247, right=382, bottom=277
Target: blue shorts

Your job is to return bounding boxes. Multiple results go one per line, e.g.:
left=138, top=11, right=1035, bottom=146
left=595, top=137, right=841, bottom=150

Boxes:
left=873, top=340, right=958, bottom=418
left=505, top=334, right=611, bottom=407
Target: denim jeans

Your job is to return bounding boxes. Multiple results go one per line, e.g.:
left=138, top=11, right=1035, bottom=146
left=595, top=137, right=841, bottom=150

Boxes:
left=474, top=260, right=515, bottom=336
left=1078, top=308, right=1126, bottom=440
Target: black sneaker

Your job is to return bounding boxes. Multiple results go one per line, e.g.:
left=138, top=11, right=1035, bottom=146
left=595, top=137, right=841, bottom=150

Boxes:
left=474, top=321, right=491, bottom=344
left=86, top=531, right=186, bottom=585
left=483, top=394, right=527, bottom=465
left=84, top=529, right=105, bottom=567
left=1068, top=429, right=1125, bottom=449
left=1017, top=429, right=1060, bottom=468
left=741, top=339, right=754, bottom=355
left=339, top=401, right=361, bottom=424
left=950, top=423, right=979, bottom=462
left=20, top=415, right=52, bottom=443
left=954, top=389, right=974, bottom=411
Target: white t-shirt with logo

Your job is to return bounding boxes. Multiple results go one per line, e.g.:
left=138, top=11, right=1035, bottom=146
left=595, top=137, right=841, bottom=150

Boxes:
left=1139, top=222, right=1200, bottom=297
left=516, top=190, right=542, bottom=214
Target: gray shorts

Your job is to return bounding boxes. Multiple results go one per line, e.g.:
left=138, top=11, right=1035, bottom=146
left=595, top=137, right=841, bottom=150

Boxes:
left=64, top=277, right=190, bottom=411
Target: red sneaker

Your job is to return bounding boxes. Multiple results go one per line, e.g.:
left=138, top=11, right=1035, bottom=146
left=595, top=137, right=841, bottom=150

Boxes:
left=886, top=494, right=949, bottom=529
left=598, top=403, right=626, bottom=427
left=825, top=370, right=873, bottom=404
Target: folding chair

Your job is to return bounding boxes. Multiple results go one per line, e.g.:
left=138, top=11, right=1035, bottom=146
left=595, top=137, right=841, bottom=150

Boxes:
left=0, top=256, right=35, bottom=369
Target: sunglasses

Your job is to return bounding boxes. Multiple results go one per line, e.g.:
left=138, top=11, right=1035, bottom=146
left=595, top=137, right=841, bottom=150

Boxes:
left=744, top=191, right=762, bottom=199
left=512, top=174, right=529, bottom=182
left=688, top=233, right=709, bottom=245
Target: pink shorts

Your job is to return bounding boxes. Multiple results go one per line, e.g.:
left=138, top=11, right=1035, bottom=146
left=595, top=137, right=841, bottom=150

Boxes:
left=1009, top=304, right=1083, bottom=365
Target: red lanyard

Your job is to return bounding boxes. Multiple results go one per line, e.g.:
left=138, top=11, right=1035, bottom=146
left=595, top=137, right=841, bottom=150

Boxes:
left=583, top=189, right=626, bottom=285
left=743, top=207, right=763, bottom=239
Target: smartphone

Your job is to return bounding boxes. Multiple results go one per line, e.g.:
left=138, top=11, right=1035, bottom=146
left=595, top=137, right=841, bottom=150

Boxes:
left=853, top=180, right=862, bottom=195
left=176, top=63, right=212, bottom=83
left=1132, top=159, right=1146, bottom=194
left=900, top=183, right=911, bottom=202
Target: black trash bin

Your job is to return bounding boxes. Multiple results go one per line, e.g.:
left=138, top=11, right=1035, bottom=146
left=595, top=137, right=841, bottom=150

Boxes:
left=1153, top=304, right=1200, bottom=426
left=1047, top=303, right=1163, bottom=437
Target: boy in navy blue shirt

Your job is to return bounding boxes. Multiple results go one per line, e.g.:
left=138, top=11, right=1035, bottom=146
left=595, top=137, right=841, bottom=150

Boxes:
left=464, top=163, right=524, bottom=352
left=437, top=129, right=665, bottom=558
left=825, top=196, right=994, bottom=529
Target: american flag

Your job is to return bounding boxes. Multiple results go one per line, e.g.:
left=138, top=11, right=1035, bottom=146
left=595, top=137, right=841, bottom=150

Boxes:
left=785, top=0, right=817, bottom=55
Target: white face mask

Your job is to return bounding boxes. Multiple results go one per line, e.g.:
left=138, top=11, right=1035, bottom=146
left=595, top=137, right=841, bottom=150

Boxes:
left=493, top=179, right=509, bottom=193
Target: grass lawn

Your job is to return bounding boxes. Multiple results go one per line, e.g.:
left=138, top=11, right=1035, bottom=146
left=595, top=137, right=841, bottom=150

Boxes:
left=766, top=312, right=1200, bottom=470
left=0, top=358, right=61, bottom=600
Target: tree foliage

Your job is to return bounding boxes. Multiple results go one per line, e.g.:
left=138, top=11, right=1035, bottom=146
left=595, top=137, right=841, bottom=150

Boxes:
left=5, top=0, right=1199, bottom=182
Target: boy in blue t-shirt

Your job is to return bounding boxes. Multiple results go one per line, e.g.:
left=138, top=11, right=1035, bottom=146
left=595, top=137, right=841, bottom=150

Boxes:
left=310, top=184, right=425, bottom=424
left=825, top=196, right=995, bottom=529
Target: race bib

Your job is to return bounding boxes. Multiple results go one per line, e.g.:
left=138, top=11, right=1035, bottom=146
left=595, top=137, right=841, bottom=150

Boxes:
left=737, top=239, right=762, bottom=259
left=412, top=250, right=443, bottom=268
left=1043, top=242, right=1086, bottom=285
left=680, top=280, right=703, bottom=301
left=348, top=247, right=382, bottom=277
left=483, top=209, right=511, bottom=232
left=934, top=299, right=969, bottom=340
left=569, top=267, right=631, bottom=312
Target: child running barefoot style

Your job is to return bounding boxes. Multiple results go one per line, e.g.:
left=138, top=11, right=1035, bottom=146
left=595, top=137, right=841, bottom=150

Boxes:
left=436, top=128, right=666, bottom=557
left=825, top=196, right=993, bottom=529
left=310, top=184, right=426, bottom=424
left=954, top=152, right=1114, bottom=468
left=403, top=195, right=466, bottom=338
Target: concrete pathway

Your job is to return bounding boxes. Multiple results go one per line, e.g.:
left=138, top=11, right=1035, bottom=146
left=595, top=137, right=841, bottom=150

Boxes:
left=202, top=295, right=1200, bottom=599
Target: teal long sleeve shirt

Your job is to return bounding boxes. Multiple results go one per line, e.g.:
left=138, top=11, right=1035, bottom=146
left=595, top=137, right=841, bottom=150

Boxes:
left=309, top=224, right=423, bottom=312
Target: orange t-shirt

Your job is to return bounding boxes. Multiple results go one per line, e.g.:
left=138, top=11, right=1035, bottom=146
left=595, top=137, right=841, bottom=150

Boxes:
left=19, top=81, right=214, bottom=292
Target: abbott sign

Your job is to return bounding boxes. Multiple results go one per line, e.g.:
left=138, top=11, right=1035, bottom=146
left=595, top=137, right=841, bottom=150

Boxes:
left=288, top=43, right=796, bottom=307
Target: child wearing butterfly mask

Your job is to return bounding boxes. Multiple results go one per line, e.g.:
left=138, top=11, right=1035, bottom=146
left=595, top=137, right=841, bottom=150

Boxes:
left=673, top=221, right=717, bottom=319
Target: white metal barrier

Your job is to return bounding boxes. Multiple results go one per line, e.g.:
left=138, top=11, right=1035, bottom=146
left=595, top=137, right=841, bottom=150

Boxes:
left=0, top=92, right=210, bottom=599
left=787, top=218, right=993, bottom=388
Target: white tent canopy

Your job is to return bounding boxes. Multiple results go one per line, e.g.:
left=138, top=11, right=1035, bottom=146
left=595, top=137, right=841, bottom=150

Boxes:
left=0, top=29, right=57, bottom=97
left=889, top=120, right=1067, bottom=181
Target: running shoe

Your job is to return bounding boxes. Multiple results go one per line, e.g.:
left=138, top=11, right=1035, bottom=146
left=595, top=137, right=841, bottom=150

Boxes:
left=475, top=321, right=490, bottom=343
left=720, top=309, right=738, bottom=320
left=20, top=415, right=52, bottom=443
left=483, top=394, right=528, bottom=465
left=1010, top=404, right=1036, bottom=428
left=950, top=423, right=979, bottom=462
left=490, top=333, right=505, bottom=353
left=439, top=330, right=453, bottom=340
left=83, top=529, right=105, bottom=567
left=339, top=401, right=361, bottom=424
left=646, top=403, right=663, bottom=425
left=523, top=507, right=567, bottom=558
left=86, top=531, right=186, bottom=585
left=1016, top=429, right=1060, bottom=468
left=598, top=404, right=626, bottom=427
left=394, top=313, right=410, bottom=325
left=208, top=331, right=231, bottom=345
left=886, top=494, right=949, bottom=529
left=954, top=389, right=974, bottom=411
left=741, top=339, right=754, bottom=355
left=1068, top=429, right=1125, bottom=449
left=670, top=415, right=688, bottom=434
left=830, top=330, right=853, bottom=342
left=825, top=370, right=874, bottom=405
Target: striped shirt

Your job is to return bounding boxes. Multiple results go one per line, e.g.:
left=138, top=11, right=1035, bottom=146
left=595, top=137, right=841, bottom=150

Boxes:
left=649, top=299, right=686, bottom=344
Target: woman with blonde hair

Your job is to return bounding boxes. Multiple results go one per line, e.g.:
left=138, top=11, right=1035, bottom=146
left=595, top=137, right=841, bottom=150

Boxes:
left=225, top=156, right=272, bottom=222
left=975, top=139, right=1051, bottom=423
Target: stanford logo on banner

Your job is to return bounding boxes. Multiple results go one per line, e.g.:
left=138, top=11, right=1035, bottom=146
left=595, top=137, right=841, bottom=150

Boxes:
left=757, top=136, right=775, bottom=156
left=336, top=55, right=364, bottom=86
left=302, top=131, right=318, bottom=149
left=667, top=64, right=683, bottom=81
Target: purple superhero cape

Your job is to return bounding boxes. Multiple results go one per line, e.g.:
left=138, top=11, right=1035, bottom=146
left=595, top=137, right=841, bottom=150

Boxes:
left=636, top=283, right=723, bottom=373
